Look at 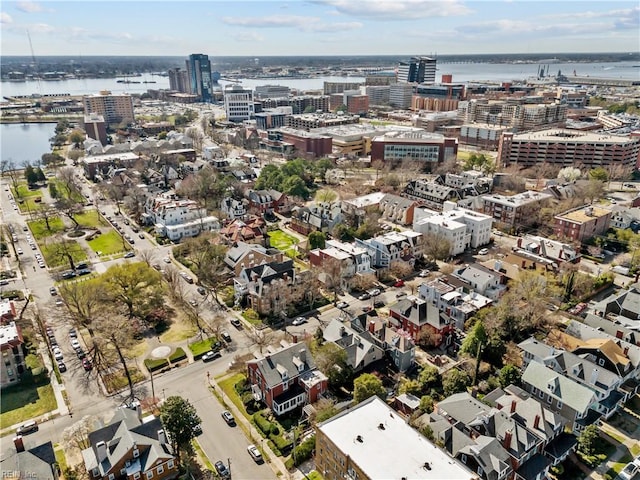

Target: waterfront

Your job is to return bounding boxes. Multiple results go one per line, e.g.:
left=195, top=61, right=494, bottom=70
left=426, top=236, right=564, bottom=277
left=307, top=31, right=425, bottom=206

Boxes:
left=1, top=61, right=638, bottom=100
left=1, top=122, right=56, bottom=164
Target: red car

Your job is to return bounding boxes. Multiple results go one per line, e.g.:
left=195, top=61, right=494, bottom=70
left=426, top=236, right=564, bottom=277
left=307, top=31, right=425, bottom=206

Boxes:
left=82, top=358, right=93, bottom=371
left=394, top=280, right=405, bottom=287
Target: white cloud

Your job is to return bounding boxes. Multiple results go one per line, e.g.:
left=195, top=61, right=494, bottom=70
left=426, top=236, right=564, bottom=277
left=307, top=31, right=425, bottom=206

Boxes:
left=1, top=12, right=13, bottom=23
left=231, top=31, right=265, bottom=42
left=316, top=0, right=472, bottom=19
left=222, top=14, right=362, bottom=32
left=16, top=1, right=44, bottom=13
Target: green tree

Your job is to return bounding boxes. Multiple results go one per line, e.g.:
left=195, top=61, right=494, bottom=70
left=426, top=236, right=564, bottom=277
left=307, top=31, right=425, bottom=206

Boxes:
left=398, top=378, right=423, bottom=396
left=442, top=369, right=471, bottom=396
left=461, top=319, right=488, bottom=384
left=314, top=342, right=353, bottom=389
left=41, top=152, right=65, bottom=166
left=353, top=373, right=386, bottom=404
left=69, top=130, right=85, bottom=149
left=577, top=424, right=599, bottom=456
left=418, top=365, right=441, bottom=391
left=498, top=364, right=522, bottom=388
left=157, top=131, right=168, bottom=140
left=24, top=164, right=39, bottom=185
left=419, top=395, right=435, bottom=413
left=308, top=231, right=326, bottom=250
left=159, top=396, right=201, bottom=464
left=282, top=175, right=310, bottom=199
left=99, top=262, right=164, bottom=320
left=588, top=167, right=608, bottom=182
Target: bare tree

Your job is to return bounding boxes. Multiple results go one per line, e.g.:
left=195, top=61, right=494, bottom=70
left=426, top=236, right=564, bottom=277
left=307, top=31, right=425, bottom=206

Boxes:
left=137, top=249, right=156, bottom=268
left=59, top=281, right=107, bottom=333
left=185, top=127, right=204, bottom=153
left=62, top=415, right=100, bottom=452
left=123, top=186, right=148, bottom=222
left=389, top=260, right=413, bottom=279
left=244, top=327, right=273, bottom=354
left=46, top=236, right=81, bottom=271
left=423, top=232, right=453, bottom=261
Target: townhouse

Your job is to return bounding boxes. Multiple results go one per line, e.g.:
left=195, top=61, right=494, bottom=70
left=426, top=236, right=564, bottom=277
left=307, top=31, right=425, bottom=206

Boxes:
left=452, top=263, right=507, bottom=301
left=553, top=205, right=612, bottom=243
left=322, top=319, right=385, bottom=372
left=378, top=193, right=420, bottom=226
left=0, top=321, right=25, bottom=388
left=389, top=295, right=454, bottom=347
left=290, top=201, right=343, bottom=235
left=4, top=437, right=58, bottom=480
left=308, top=239, right=374, bottom=291
left=143, top=195, right=219, bottom=242
left=355, top=231, right=423, bottom=270
left=350, top=316, right=416, bottom=372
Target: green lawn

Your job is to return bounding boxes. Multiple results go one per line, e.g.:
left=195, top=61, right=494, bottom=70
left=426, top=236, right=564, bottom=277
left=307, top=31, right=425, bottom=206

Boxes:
left=75, top=210, right=107, bottom=229
left=0, top=381, right=56, bottom=429
left=268, top=229, right=300, bottom=258
left=12, top=184, right=43, bottom=199
left=40, top=240, right=87, bottom=268
left=218, top=373, right=250, bottom=420
left=17, top=197, right=44, bottom=214
left=188, top=337, right=218, bottom=357
left=87, top=230, right=130, bottom=256
left=28, top=217, right=66, bottom=240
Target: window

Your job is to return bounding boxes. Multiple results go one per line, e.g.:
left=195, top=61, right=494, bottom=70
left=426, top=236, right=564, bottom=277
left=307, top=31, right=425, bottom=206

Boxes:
left=92, top=469, right=99, bottom=478
left=108, top=474, right=115, bottom=480
left=157, top=466, right=164, bottom=475
left=461, top=453, right=467, bottom=464
left=539, top=390, right=544, bottom=399
left=134, top=474, right=140, bottom=480
left=133, top=449, right=139, bottom=458
left=478, top=466, right=484, bottom=476
left=167, top=460, right=174, bottom=469
left=146, top=471, right=153, bottom=480
left=120, top=469, right=127, bottom=476
left=547, top=394, right=553, bottom=404
left=557, top=400, right=563, bottom=409
left=598, top=358, right=605, bottom=366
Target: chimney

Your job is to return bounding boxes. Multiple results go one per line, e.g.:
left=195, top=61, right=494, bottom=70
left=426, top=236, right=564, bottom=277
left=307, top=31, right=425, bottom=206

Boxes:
left=368, top=320, right=376, bottom=334
left=14, top=436, right=25, bottom=453
left=590, top=368, right=599, bottom=385
left=158, top=429, right=167, bottom=444
left=298, top=348, right=306, bottom=362
left=96, top=441, right=108, bottom=462
left=510, top=400, right=517, bottom=413
left=534, top=415, right=541, bottom=430
left=502, top=430, right=512, bottom=450
left=291, top=334, right=298, bottom=344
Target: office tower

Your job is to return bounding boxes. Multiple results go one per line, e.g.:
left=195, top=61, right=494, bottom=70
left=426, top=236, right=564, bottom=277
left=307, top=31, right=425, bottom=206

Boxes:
left=185, top=54, right=213, bottom=102
left=83, top=113, right=108, bottom=145
left=168, top=68, right=189, bottom=93
left=83, top=90, right=134, bottom=125
left=397, top=56, right=437, bottom=84
left=224, top=84, right=254, bottom=122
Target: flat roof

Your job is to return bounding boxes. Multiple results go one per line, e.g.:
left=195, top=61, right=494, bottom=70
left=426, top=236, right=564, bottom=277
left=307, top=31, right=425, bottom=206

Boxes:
left=511, top=129, right=637, bottom=144
left=556, top=205, right=611, bottom=224
left=318, top=396, right=475, bottom=480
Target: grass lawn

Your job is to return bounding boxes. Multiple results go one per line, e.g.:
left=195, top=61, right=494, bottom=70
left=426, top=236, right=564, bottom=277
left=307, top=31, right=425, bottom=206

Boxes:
left=54, top=444, right=68, bottom=473
left=125, top=341, right=148, bottom=359
left=606, top=454, right=633, bottom=479
left=28, top=217, right=66, bottom=240
left=268, top=229, right=300, bottom=258
left=17, top=197, right=43, bottom=214
left=87, top=230, right=130, bottom=256
left=602, top=426, right=626, bottom=445
left=307, top=471, right=324, bottom=480
left=191, top=439, right=214, bottom=471
left=631, top=443, right=640, bottom=457
left=159, top=317, right=197, bottom=343
left=103, top=367, right=145, bottom=394
left=0, top=381, right=56, bottom=429
left=12, top=184, right=43, bottom=199
left=188, top=337, right=218, bottom=357
left=218, top=373, right=249, bottom=420
left=75, top=210, right=107, bottom=229
left=40, top=240, right=87, bottom=268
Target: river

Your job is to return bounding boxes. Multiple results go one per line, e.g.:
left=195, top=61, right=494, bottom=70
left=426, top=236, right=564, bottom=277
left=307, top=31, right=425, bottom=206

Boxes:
left=1, top=122, right=56, bottom=164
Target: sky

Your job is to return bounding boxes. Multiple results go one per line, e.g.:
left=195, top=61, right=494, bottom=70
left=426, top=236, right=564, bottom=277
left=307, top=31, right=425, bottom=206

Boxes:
left=1, top=0, right=639, bottom=56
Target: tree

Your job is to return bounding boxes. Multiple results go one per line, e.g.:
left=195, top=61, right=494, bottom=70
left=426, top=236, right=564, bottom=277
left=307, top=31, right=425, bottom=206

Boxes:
left=419, top=395, right=435, bottom=414
left=423, top=232, right=452, bottom=261
left=24, top=164, right=39, bottom=185
left=557, top=166, right=581, bottom=183
left=353, top=373, right=386, bottom=404
left=588, top=167, right=608, bottom=182
left=68, top=150, right=85, bottom=164
left=315, top=189, right=338, bottom=203
left=442, top=369, right=471, bottom=396
left=577, top=424, right=599, bottom=456
left=41, top=152, right=65, bottom=167
left=498, top=364, right=522, bottom=388
left=577, top=179, right=606, bottom=204
left=244, top=327, right=273, bottom=354
left=418, top=365, right=441, bottom=391
left=69, top=130, right=85, bottom=149
left=461, top=319, right=488, bottom=385
left=99, top=262, right=164, bottom=320
left=62, top=415, right=99, bottom=452
left=314, top=342, right=352, bottom=389
left=308, top=231, right=326, bottom=250
left=159, top=396, right=201, bottom=464
left=59, top=280, right=107, bottom=333
left=282, top=175, right=310, bottom=199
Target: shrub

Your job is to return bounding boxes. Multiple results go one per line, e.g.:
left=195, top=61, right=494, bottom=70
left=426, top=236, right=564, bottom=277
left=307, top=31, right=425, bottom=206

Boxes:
left=144, top=358, right=169, bottom=372
left=269, top=433, right=292, bottom=454
left=290, top=435, right=315, bottom=467
left=235, top=378, right=250, bottom=394
left=253, top=412, right=274, bottom=436
left=270, top=424, right=280, bottom=436
left=168, top=347, right=187, bottom=363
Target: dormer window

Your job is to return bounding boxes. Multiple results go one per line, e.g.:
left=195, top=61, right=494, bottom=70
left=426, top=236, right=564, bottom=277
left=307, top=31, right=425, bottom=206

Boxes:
left=133, top=448, right=139, bottom=458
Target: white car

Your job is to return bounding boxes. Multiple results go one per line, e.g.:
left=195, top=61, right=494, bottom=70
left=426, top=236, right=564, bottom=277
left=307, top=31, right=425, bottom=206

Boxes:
left=71, top=339, right=81, bottom=349
left=247, top=445, right=263, bottom=463
left=292, top=317, right=307, bottom=326
left=17, top=248, right=23, bottom=255
left=53, top=350, right=64, bottom=361
left=478, top=248, right=489, bottom=255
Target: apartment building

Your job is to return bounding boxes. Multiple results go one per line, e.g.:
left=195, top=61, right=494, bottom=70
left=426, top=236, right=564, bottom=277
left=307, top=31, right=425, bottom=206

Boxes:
left=458, top=100, right=567, bottom=130
left=83, top=90, right=134, bottom=125
left=286, top=112, right=360, bottom=130
left=144, top=196, right=219, bottom=241
left=329, top=91, right=369, bottom=116
left=370, top=131, right=458, bottom=170
left=553, top=205, right=612, bottom=242
left=83, top=114, right=108, bottom=146
left=223, top=84, right=254, bottom=122
left=316, top=396, right=475, bottom=480
left=255, top=108, right=291, bottom=131
left=277, top=127, right=333, bottom=158
left=460, top=123, right=511, bottom=150
left=355, top=231, right=423, bottom=269
left=1, top=322, right=25, bottom=389
left=323, top=81, right=364, bottom=95
left=497, top=129, right=640, bottom=171
left=365, top=85, right=390, bottom=106
left=482, top=191, right=553, bottom=228
left=389, top=83, right=415, bottom=109
left=308, top=239, right=374, bottom=290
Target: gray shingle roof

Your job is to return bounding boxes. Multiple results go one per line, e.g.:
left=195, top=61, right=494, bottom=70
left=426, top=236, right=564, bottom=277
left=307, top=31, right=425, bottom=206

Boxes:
left=247, top=343, right=316, bottom=389
left=1, top=441, right=57, bottom=480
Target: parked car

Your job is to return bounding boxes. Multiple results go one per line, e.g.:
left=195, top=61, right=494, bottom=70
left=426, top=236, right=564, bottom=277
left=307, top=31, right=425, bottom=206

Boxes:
left=221, top=410, right=236, bottom=426
left=202, top=350, right=221, bottom=362
left=192, top=424, right=202, bottom=435
left=214, top=461, right=230, bottom=479
left=54, top=350, right=64, bottom=361
left=82, top=358, right=92, bottom=371
left=358, top=292, right=370, bottom=300
left=221, top=331, right=232, bottom=343
left=394, top=280, right=405, bottom=287
left=71, top=339, right=81, bottom=350
left=368, top=288, right=381, bottom=296
left=396, top=291, right=407, bottom=298
left=49, top=287, right=57, bottom=296
left=16, top=421, right=38, bottom=435
left=124, top=251, right=135, bottom=258
left=180, top=273, right=194, bottom=284
left=230, top=318, right=242, bottom=329
left=478, top=248, right=489, bottom=255
left=163, top=257, right=171, bottom=264
left=138, top=233, right=145, bottom=239
left=57, top=361, right=67, bottom=373
left=69, top=328, right=77, bottom=338
left=247, top=444, right=263, bottom=463
left=336, top=301, right=349, bottom=309
left=292, top=316, right=307, bottom=326
left=197, top=286, right=207, bottom=295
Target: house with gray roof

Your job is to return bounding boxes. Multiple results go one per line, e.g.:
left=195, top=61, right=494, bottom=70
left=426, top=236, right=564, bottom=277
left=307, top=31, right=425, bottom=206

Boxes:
left=592, top=283, right=640, bottom=330
left=379, top=193, right=419, bottom=225
left=2, top=437, right=58, bottom=480
left=484, top=385, right=577, bottom=468
left=435, top=392, right=550, bottom=480
left=224, top=242, right=283, bottom=276
left=452, top=263, right=507, bottom=300
left=389, top=295, right=454, bottom=348
left=520, top=361, right=599, bottom=434
left=81, top=406, right=177, bottom=480
left=220, top=197, right=248, bottom=220
left=323, top=319, right=384, bottom=372
left=355, top=230, right=423, bottom=270
left=583, top=313, right=639, bottom=349
left=247, top=342, right=327, bottom=416
left=290, top=201, right=343, bottom=235
left=519, top=337, right=626, bottom=418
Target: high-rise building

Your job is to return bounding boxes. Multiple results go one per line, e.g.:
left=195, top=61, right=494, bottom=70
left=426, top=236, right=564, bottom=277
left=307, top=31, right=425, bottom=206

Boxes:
left=223, top=84, right=254, bottom=122
left=185, top=54, right=213, bottom=102
left=168, top=68, right=189, bottom=93
left=397, top=56, right=437, bottom=84
left=82, top=90, right=134, bottom=125
left=83, top=113, right=108, bottom=146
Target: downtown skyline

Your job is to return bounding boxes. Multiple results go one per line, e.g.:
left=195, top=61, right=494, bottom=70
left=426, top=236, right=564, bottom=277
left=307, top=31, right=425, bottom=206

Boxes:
left=0, top=0, right=639, bottom=57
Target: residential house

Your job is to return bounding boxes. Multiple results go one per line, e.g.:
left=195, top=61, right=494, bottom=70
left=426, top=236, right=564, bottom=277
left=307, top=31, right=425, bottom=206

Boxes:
left=350, top=315, right=416, bottom=372
left=389, top=295, right=454, bottom=347
left=592, top=283, right=640, bottom=330
left=224, top=242, right=283, bottom=276
left=355, top=231, right=423, bottom=270
left=341, top=192, right=386, bottom=217
left=308, top=239, right=374, bottom=291
left=322, top=319, right=385, bottom=372
left=231, top=168, right=258, bottom=184
left=554, top=205, right=612, bottom=242
left=418, top=277, right=492, bottom=330
left=315, top=396, right=476, bottom=480
left=247, top=342, right=327, bottom=416
left=219, top=217, right=268, bottom=247
left=234, top=259, right=318, bottom=316
left=290, top=202, right=342, bottom=235
left=435, top=392, right=551, bottom=480
left=452, top=263, right=506, bottom=300
left=81, top=406, right=177, bottom=480
left=246, top=190, right=290, bottom=215
left=378, top=194, right=419, bottom=226
left=434, top=171, right=493, bottom=197
left=82, top=152, right=140, bottom=181
left=4, top=437, right=58, bottom=480
left=404, top=179, right=462, bottom=211
left=520, top=361, right=600, bottom=434
left=481, top=191, right=553, bottom=229
left=609, top=207, right=640, bottom=231
left=0, top=299, right=17, bottom=323
left=514, top=235, right=579, bottom=264
left=220, top=197, right=248, bottom=220
left=519, top=337, right=626, bottom=419
left=144, top=195, right=219, bottom=242
left=484, top=385, right=577, bottom=468
left=582, top=313, right=639, bottom=348
left=1, top=322, right=25, bottom=388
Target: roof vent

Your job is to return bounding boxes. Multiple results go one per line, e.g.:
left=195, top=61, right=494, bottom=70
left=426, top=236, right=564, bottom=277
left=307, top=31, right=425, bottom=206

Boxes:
left=378, top=423, right=385, bottom=430
left=423, top=462, right=432, bottom=471
left=356, top=435, right=363, bottom=443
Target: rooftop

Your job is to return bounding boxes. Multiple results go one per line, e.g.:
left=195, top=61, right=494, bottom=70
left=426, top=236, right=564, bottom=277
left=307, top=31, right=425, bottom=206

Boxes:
left=318, top=396, right=475, bottom=480
left=556, top=205, right=611, bottom=224
left=511, top=129, right=638, bottom=144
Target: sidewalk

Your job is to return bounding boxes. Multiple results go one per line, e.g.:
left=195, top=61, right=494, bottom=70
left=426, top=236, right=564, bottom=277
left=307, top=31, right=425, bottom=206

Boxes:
left=589, top=422, right=640, bottom=480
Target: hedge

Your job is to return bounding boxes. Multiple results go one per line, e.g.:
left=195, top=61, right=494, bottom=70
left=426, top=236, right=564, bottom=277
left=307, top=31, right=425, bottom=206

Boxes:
left=144, top=358, right=169, bottom=372
left=269, top=433, right=292, bottom=454
left=289, top=435, right=315, bottom=467
left=254, top=412, right=274, bottom=436
left=169, top=347, right=187, bottom=363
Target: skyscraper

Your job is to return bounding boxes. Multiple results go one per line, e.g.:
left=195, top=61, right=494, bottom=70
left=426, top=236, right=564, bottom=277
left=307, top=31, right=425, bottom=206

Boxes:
left=168, top=68, right=189, bottom=93
left=185, top=54, right=213, bottom=102
left=397, top=56, right=437, bottom=84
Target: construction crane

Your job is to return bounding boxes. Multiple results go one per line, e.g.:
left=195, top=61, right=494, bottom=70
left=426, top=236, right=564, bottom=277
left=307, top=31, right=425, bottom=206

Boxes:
left=26, top=29, right=42, bottom=94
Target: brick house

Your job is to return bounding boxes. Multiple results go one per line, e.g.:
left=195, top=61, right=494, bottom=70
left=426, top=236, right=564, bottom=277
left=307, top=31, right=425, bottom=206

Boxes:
left=246, top=189, right=291, bottom=215
left=247, top=342, right=328, bottom=416
left=0, top=321, right=25, bottom=388
left=389, top=295, right=454, bottom=347
left=82, top=406, right=178, bottom=480
left=553, top=205, right=612, bottom=242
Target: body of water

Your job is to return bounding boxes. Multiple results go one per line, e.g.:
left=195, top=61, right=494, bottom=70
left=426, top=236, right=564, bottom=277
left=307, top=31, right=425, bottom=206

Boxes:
left=1, top=61, right=638, bottom=99
left=1, top=122, right=56, bottom=164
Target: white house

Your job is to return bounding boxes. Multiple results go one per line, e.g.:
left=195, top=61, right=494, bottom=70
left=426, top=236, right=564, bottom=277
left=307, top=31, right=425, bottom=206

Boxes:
left=452, top=263, right=506, bottom=300
left=355, top=231, right=423, bottom=269
left=145, top=195, right=219, bottom=241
